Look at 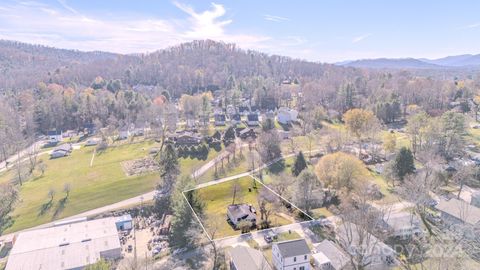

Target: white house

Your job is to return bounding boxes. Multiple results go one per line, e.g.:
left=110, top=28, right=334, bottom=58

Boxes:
left=277, top=107, right=298, bottom=125
left=47, top=130, right=63, bottom=143
left=312, top=240, right=349, bottom=270
left=383, top=212, right=423, bottom=239
left=272, top=238, right=311, bottom=270
left=227, top=204, right=257, bottom=228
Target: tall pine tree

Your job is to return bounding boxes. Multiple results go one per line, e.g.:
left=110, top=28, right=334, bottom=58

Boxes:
left=292, top=151, right=308, bottom=176
left=394, top=147, right=415, bottom=180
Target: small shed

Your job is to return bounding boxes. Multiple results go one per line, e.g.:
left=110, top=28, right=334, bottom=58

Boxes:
left=115, top=214, right=133, bottom=231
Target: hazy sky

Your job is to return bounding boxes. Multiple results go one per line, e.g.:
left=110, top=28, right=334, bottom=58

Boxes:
left=0, top=0, right=479, bottom=62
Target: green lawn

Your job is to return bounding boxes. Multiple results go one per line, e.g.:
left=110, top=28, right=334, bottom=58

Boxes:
left=2, top=140, right=220, bottom=233
left=274, top=231, right=302, bottom=242
left=192, top=176, right=294, bottom=239
left=197, top=154, right=249, bottom=183
left=310, top=207, right=333, bottom=219
left=370, top=172, right=400, bottom=204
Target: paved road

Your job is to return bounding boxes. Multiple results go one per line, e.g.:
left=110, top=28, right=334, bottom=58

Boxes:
left=0, top=140, right=46, bottom=173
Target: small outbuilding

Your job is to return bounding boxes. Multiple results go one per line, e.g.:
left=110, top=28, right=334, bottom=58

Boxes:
left=115, top=214, right=133, bottom=231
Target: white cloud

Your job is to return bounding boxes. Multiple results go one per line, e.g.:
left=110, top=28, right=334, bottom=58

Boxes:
left=0, top=1, right=270, bottom=54
left=264, top=14, right=290, bottom=22
left=352, top=33, right=371, bottom=43
left=465, top=22, right=480, bottom=29
left=173, top=1, right=232, bottom=38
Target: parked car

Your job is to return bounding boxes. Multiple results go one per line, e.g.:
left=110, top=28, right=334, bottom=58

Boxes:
left=152, top=247, right=161, bottom=256
left=315, top=218, right=334, bottom=229
left=263, top=230, right=278, bottom=243
left=172, top=247, right=187, bottom=255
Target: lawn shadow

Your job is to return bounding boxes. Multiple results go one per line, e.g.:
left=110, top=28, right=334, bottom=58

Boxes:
left=267, top=158, right=285, bottom=174
left=38, top=200, right=54, bottom=216
left=52, top=196, right=68, bottom=219
left=0, top=216, right=14, bottom=236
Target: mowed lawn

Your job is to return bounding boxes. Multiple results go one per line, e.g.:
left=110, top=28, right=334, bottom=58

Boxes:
left=2, top=140, right=221, bottom=233
left=193, top=176, right=294, bottom=239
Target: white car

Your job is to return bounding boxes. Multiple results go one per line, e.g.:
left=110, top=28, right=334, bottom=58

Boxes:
left=172, top=247, right=187, bottom=255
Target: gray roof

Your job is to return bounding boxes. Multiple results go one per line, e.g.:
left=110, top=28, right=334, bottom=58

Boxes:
left=53, top=143, right=72, bottom=152
left=313, top=240, right=349, bottom=270
left=229, top=246, right=271, bottom=270
left=436, top=198, right=480, bottom=225
left=275, top=239, right=310, bottom=258
left=384, top=211, right=421, bottom=231
left=227, top=204, right=256, bottom=220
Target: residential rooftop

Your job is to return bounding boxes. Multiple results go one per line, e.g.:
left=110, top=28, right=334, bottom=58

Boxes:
left=229, top=245, right=271, bottom=270
left=274, top=238, right=310, bottom=258
left=436, top=198, right=480, bottom=225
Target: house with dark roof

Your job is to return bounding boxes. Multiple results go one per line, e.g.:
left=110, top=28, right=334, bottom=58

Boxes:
left=170, top=132, right=203, bottom=146
left=214, top=113, right=226, bottom=126
left=228, top=245, right=271, bottom=270
left=231, top=113, right=242, bottom=125
left=227, top=204, right=257, bottom=228
left=247, top=113, right=260, bottom=126
left=239, top=128, right=257, bottom=140
left=272, top=238, right=311, bottom=270
left=312, top=239, right=349, bottom=270
left=239, top=106, right=249, bottom=115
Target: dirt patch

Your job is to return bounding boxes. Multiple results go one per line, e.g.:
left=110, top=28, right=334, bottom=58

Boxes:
left=122, top=157, right=159, bottom=176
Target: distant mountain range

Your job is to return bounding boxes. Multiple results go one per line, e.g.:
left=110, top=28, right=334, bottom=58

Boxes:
left=339, top=54, right=480, bottom=69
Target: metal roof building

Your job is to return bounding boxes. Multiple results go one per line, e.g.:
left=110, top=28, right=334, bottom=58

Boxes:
left=5, top=217, right=122, bottom=270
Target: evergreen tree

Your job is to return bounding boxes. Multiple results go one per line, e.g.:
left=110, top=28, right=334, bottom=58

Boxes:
left=154, top=142, right=180, bottom=216
left=169, top=176, right=203, bottom=248
left=224, top=126, right=236, bottom=145
left=292, top=151, right=308, bottom=176
left=394, top=147, right=415, bottom=180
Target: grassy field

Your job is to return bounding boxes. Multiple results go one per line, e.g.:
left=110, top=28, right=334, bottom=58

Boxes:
left=370, top=172, right=400, bottom=204
left=1, top=139, right=221, bottom=233
left=197, top=154, right=250, bottom=183
left=192, top=176, right=294, bottom=239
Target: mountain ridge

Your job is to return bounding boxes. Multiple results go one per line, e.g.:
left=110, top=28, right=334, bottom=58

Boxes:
left=339, top=54, right=480, bottom=69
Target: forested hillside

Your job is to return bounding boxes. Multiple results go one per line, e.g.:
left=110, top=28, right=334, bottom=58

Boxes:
left=0, top=39, right=344, bottom=93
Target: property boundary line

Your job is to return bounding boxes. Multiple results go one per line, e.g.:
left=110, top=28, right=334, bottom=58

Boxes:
left=182, top=174, right=316, bottom=242
left=181, top=191, right=213, bottom=241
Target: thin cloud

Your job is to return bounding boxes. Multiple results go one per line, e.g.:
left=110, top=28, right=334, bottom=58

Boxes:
left=352, top=33, right=371, bottom=43
left=264, top=14, right=290, bottom=22
left=56, top=0, right=78, bottom=14
left=465, top=22, right=480, bottom=29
